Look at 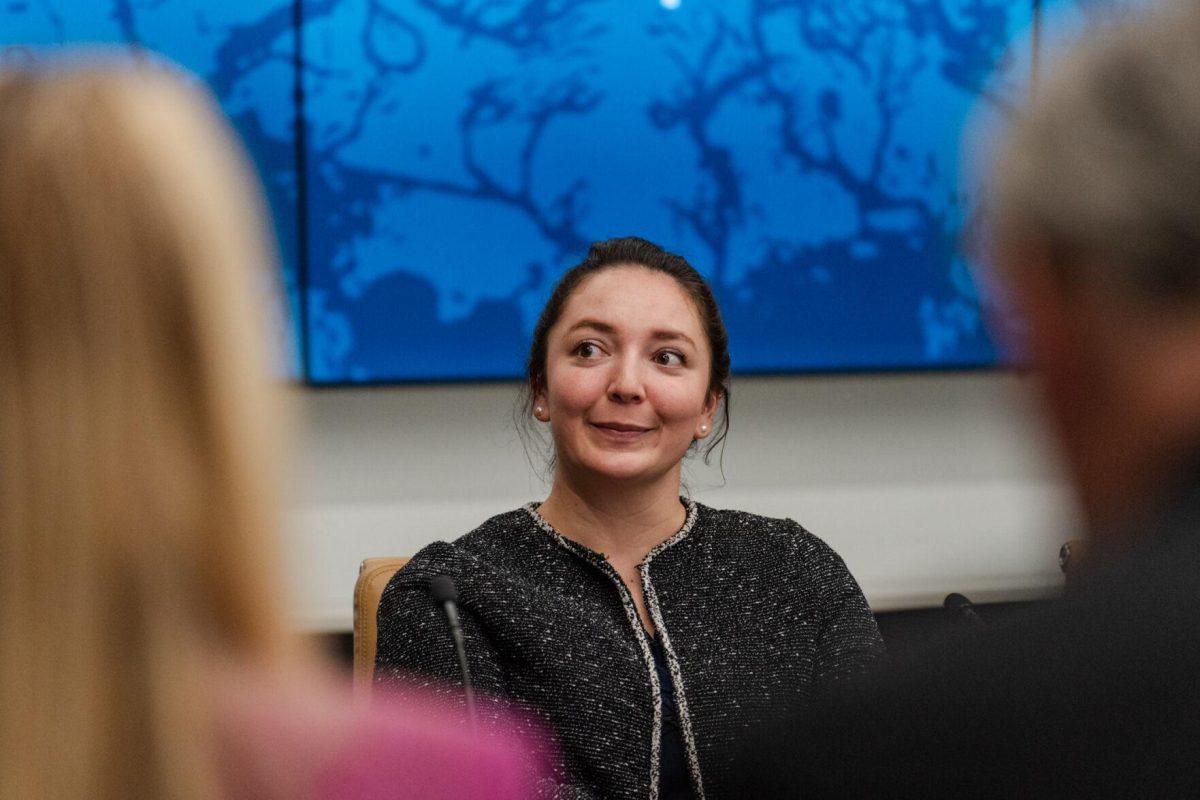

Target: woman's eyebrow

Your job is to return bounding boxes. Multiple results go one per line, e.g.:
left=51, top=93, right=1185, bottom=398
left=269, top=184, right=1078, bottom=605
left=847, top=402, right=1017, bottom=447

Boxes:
left=652, top=329, right=697, bottom=347
left=566, top=319, right=617, bottom=335
left=565, top=319, right=696, bottom=347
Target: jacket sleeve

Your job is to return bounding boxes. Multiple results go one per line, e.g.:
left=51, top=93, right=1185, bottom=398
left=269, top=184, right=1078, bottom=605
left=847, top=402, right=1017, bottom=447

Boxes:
left=800, top=528, right=888, bottom=685
left=373, top=570, right=604, bottom=800
left=373, top=572, right=508, bottom=701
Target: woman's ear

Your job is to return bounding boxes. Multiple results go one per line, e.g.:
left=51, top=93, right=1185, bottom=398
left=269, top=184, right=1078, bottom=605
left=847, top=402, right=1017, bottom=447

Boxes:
left=695, top=389, right=721, bottom=439
left=705, top=389, right=721, bottom=419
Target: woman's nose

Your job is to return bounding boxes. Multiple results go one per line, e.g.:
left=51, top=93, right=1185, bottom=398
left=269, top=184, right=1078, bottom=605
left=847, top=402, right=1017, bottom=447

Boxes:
left=607, top=358, right=644, bottom=403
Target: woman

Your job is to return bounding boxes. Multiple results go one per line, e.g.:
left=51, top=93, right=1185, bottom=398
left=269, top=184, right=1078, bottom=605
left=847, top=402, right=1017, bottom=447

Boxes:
left=0, top=63, right=534, bottom=800
left=375, top=236, right=886, bottom=800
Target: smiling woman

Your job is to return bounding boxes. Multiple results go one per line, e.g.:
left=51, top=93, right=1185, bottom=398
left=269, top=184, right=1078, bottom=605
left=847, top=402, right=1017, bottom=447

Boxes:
left=374, top=237, right=886, bottom=800
left=521, top=237, right=731, bottom=473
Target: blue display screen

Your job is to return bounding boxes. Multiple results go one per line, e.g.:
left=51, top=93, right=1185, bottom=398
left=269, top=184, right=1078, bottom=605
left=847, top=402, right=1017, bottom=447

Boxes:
left=1, top=1, right=1151, bottom=384
left=300, top=0, right=1030, bottom=382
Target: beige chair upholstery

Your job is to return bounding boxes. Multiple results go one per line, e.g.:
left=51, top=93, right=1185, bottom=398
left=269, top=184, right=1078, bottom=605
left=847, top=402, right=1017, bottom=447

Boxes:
left=353, top=557, right=410, bottom=694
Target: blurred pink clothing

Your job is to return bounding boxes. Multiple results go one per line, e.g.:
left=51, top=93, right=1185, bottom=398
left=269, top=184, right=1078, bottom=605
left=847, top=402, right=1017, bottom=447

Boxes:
left=217, top=667, right=538, bottom=800
left=317, top=697, right=535, bottom=799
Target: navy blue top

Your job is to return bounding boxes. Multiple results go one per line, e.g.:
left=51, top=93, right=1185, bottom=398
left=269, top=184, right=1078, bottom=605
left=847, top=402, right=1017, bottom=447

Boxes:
left=651, top=634, right=693, bottom=800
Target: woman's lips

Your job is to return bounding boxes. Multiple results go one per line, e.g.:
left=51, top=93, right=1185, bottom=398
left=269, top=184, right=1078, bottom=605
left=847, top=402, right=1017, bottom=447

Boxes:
left=590, top=422, right=652, bottom=441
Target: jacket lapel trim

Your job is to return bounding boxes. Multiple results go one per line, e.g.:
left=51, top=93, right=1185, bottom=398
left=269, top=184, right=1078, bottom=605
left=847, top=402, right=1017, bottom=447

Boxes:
left=522, top=501, right=707, bottom=800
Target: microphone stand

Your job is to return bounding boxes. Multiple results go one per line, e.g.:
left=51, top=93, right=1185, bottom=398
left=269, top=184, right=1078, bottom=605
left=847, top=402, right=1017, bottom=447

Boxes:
left=430, top=575, right=478, bottom=733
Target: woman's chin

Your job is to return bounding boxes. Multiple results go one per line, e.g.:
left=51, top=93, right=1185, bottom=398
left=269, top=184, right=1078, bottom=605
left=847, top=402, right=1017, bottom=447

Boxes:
left=573, top=452, right=675, bottom=485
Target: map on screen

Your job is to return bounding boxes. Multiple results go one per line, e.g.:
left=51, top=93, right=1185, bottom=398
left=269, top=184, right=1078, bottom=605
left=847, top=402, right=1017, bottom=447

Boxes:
left=0, top=0, right=1159, bottom=384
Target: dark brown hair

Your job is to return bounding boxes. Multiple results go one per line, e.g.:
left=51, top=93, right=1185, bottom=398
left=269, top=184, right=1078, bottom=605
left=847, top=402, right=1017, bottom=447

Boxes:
left=519, top=236, right=731, bottom=465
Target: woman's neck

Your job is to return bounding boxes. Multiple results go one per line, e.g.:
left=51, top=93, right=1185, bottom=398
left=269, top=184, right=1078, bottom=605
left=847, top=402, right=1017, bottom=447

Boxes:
left=536, top=470, right=687, bottom=564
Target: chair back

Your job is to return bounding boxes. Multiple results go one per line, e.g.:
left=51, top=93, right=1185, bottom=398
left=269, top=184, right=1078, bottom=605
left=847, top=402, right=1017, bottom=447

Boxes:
left=353, top=557, right=410, bottom=694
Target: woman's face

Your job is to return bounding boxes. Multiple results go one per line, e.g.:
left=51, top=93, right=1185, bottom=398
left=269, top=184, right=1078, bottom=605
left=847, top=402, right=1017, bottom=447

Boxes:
left=536, top=265, right=719, bottom=487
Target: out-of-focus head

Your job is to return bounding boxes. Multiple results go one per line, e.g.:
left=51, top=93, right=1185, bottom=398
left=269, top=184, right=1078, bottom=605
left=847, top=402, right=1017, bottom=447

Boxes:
left=0, top=61, right=293, bottom=797
left=521, top=237, right=730, bottom=486
left=987, top=1, right=1200, bottom=533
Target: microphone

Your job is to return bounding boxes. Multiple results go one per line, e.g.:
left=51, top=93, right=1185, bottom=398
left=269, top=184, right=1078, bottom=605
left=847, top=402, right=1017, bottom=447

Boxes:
left=430, top=575, right=477, bottom=730
left=943, top=592, right=987, bottom=628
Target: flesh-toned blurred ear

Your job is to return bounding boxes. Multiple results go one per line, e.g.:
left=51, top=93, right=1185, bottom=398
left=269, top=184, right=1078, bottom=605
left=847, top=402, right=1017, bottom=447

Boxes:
left=1003, top=243, right=1110, bottom=458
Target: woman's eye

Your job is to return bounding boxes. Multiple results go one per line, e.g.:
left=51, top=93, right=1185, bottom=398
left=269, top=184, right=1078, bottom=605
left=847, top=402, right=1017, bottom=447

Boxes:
left=574, top=341, right=602, bottom=358
left=655, top=350, right=685, bottom=367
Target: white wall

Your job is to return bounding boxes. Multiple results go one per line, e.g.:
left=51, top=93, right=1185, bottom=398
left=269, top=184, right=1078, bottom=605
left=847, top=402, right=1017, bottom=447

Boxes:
left=288, top=371, right=1079, bottom=631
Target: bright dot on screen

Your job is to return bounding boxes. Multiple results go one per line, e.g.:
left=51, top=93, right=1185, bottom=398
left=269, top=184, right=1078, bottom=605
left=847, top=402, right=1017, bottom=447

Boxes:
left=660, top=0, right=681, bottom=9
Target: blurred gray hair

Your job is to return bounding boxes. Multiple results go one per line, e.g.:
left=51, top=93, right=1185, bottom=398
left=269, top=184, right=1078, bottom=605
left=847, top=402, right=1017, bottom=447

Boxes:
left=990, top=1, right=1200, bottom=303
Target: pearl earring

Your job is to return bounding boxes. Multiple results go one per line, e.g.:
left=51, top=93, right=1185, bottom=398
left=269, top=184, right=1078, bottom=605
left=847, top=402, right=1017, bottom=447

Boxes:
left=535, top=406, right=545, bottom=417
left=699, top=423, right=709, bottom=433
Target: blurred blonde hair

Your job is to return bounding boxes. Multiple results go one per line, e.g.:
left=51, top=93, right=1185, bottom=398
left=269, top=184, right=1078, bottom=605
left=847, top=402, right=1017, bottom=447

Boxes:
left=0, top=61, right=296, bottom=799
left=989, top=0, right=1200, bottom=303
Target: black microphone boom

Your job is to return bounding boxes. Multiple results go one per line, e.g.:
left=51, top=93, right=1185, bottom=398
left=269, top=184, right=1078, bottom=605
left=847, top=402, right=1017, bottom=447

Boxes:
left=430, top=575, right=478, bottom=730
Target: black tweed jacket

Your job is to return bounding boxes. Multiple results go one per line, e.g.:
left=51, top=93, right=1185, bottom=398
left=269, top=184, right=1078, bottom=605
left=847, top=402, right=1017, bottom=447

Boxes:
left=374, top=500, right=885, bottom=800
